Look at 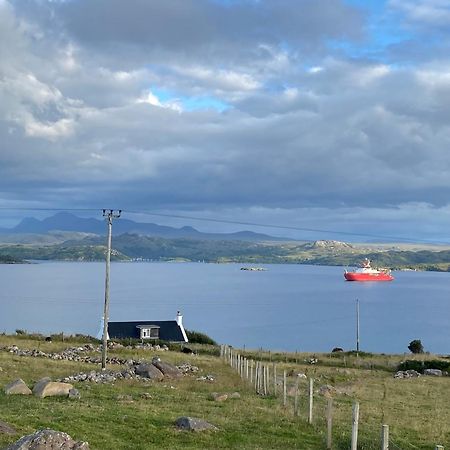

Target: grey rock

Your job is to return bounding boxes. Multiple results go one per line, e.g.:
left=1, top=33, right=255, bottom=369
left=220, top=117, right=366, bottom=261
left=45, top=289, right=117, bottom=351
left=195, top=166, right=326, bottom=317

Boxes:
left=4, top=429, right=89, bottom=449
left=5, top=379, right=32, bottom=395
left=209, top=392, right=228, bottom=402
left=0, top=420, right=16, bottom=435
left=394, top=370, right=421, bottom=379
left=152, top=360, right=182, bottom=378
left=68, top=388, right=81, bottom=399
left=424, top=369, right=443, bottom=377
left=33, top=379, right=73, bottom=398
left=230, top=392, right=241, bottom=399
left=174, top=417, right=218, bottom=432
left=135, top=363, right=164, bottom=381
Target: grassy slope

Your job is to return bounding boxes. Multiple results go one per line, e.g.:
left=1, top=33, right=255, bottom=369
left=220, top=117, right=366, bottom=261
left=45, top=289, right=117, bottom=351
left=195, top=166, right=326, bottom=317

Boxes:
left=0, top=337, right=321, bottom=450
left=1, top=337, right=450, bottom=449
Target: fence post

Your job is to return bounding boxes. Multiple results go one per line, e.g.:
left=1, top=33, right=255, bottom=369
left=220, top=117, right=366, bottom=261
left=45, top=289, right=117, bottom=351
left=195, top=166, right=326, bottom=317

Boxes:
left=326, top=398, right=333, bottom=449
left=283, top=370, right=287, bottom=406
left=250, top=360, right=254, bottom=383
left=255, top=362, right=259, bottom=391
left=294, top=374, right=300, bottom=416
left=273, top=363, right=277, bottom=396
left=381, top=424, right=389, bottom=450
left=308, top=378, right=314, bottom=424
left=351, top=402, right=359, bottom=450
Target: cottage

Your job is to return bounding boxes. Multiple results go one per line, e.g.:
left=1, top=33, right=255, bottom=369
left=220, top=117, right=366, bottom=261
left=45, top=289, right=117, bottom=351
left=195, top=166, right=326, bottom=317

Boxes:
left=108, top=311, right=188, bottom=343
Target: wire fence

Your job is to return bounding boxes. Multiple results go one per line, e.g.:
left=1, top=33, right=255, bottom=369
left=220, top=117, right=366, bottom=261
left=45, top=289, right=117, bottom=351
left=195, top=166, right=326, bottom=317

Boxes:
left=220, top=344, right=446, bottom=450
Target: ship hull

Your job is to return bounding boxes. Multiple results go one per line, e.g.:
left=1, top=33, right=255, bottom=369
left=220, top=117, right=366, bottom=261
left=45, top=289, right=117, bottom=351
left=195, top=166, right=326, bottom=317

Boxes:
left=344, top=272, right=394, bottom=282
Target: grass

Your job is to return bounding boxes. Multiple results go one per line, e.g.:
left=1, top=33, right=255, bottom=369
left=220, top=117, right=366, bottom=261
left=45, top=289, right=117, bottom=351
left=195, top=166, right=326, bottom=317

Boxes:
left=1, top=336, right=450, bottom=449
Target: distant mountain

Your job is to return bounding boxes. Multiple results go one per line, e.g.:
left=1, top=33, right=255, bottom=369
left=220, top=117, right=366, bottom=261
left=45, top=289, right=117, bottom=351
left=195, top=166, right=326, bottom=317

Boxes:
left=5, top=212, right=286, bottom=242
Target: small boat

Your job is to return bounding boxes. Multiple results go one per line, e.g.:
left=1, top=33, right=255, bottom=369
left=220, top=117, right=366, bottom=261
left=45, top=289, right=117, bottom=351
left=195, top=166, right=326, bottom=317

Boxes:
left=344, top=259, right=394, bottom=282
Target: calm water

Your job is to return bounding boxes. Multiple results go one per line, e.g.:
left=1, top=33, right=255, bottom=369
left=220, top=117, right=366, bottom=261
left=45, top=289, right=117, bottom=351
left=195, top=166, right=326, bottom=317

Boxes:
left=1, top=262, right=450, bottom=354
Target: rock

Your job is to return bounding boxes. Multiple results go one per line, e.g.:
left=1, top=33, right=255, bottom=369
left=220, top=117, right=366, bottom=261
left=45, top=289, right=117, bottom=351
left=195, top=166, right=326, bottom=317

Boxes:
left=319, top=385, right=336, bottom=397
left=5, top=379, right=32, bottom=395
left=230, top=392, right=241, bottom=399
left=134, top=363, right=164, bottom=381
left=33, top=379, right=73, bottom=398
left=140, top=392, right=152, bottom=400
left=152, top=360, right=182, bottom=378
left=209, top=392, right=228, bottom=402
left=0, top=420, right=16, bottom=435
left=394, top=370, right=421, bottom=379
left=4, top=429, right=89, bottom=449
left=181, top=347, right=193, bottom=354
left=424, top=369, right=443, bottom=377
left=68, top=388, right=81, bottom=399
left=174, top=417, right=218, bottom=432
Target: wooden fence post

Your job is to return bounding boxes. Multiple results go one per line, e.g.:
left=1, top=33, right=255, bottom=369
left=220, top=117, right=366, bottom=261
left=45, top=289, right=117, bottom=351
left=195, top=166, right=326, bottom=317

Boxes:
left=351, top=402, right=359, bottom=450
left=326, top=398, right=333, bottom=449
left=283, top=370, right=287, bottom=406
left=250, top=360, right=254, bottom=383
left=381, top=424, right=389, bottom=450
left=308, top=378, right=314, bottom=424
left=273, top=363, right=277, bottom=396
left=294, top=374, right=300, bottom=416
left=255, top=362, right=259, bottom=391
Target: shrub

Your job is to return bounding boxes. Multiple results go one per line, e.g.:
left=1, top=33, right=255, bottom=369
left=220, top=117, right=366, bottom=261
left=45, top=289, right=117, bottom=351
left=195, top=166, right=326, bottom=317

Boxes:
left=408, top=339, right=424, bottom=354
left=398, top=359, right=450, bottom=373
left=186, top=330, right=217, bottom=345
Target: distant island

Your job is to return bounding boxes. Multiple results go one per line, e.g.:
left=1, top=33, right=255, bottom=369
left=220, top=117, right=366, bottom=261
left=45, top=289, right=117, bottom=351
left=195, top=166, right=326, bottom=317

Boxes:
left=1, top=213, right=450, bottom=271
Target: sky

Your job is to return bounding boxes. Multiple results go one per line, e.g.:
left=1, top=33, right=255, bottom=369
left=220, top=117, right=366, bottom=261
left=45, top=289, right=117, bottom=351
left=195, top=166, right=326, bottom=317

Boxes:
left=2, top=0, right=450, bottom=241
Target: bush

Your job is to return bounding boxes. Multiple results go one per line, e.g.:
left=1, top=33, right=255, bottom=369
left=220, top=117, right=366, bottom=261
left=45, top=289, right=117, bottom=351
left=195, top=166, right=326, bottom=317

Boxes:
left=408, top=339, right=424, bottom=354
left=186, top=330, right=217, bottom=345
left=398, top=359, right=450, bottom=373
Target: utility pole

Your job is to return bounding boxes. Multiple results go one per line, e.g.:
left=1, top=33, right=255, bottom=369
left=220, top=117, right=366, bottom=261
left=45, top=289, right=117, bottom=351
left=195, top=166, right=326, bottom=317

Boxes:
left=356, top=299, right=360, bottom=357
left=101, top=209, right=121, bottom=370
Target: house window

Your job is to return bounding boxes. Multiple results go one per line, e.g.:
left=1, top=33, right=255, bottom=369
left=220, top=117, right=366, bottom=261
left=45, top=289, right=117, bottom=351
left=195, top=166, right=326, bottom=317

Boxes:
left=138, top=326, right=160, bottom=340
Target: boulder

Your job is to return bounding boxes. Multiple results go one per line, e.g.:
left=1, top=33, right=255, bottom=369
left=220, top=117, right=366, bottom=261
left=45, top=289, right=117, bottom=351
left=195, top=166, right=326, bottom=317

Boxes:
left=174, top=417, right=218, bottom=432
left=5, top=379, right=32, bottom=395
left=134, top=363, right=164, bottom=381
left=424, top=369, right=443, bottom=377
left=230, top=392, right=241, bottom=399
left=68, top=388, right=81, bottom=399
left=209, top=392, right=228, bottom=402
left=4, top=429, right=89, bottom=449
left=33, top=379, right=73, bottom=398
left=0, top=420, right=16, bottom=435
left=152, top=360, right=182, bottom=378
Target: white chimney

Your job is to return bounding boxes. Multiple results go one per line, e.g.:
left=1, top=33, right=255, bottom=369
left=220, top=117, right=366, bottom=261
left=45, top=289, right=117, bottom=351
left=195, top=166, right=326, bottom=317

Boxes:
left=176, top=310, right=183, bottom=326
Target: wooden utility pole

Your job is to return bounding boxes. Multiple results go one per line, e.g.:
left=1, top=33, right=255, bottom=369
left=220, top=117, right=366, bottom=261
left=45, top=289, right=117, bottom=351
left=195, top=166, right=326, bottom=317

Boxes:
left=101, top=209, right=121, bottom=370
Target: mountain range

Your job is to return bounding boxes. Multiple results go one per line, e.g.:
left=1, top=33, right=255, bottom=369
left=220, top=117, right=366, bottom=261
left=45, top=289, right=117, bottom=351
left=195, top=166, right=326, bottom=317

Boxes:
left=0, top=212, right=285, bottom=242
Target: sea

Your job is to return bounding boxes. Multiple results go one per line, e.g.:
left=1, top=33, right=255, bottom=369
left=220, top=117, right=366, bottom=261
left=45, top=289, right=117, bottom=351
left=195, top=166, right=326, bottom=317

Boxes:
left=1, top=261, right=449, bottom=355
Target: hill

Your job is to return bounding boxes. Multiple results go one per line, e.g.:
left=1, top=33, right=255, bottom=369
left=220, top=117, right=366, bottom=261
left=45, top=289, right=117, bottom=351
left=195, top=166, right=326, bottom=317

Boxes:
left=5, top=212, right=285, bottom=242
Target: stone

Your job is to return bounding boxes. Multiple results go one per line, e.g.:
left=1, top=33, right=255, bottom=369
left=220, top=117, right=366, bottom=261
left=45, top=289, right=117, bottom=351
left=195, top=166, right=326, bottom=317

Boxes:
left=152, top=360, right=182, bottom=378
left=5, top=379, right=32, bottom=395
left=68, top=388, right=81, bottom=399
left=174, top=417, right=218, bottom=432
left=33, top=379, right=73, bottom=398
left=0, top=420, right=16, bottom=435
left=140, top=392, right=152, bottom=400
left=209, top=392, right=228, bottom=402
left=135, top=363, right=164, bottom=381
left=4, top=429, right=89, bottom=449
left=230, top=392, right=241, bottom=399
left=394, top=370, right=420, bottom=379
left=424, top=369, right=443, bottom=377
left=319, top=385, right=336, bottom=397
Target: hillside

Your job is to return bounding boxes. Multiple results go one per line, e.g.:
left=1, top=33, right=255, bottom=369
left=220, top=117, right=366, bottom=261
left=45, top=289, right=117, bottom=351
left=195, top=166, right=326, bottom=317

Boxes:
left=1, top=334, right=450, bottom=449
left=1, top=235, right=450, bottom=270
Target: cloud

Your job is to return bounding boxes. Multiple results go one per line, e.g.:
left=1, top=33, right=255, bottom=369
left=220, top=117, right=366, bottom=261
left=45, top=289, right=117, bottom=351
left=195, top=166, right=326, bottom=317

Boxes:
left=1, top=0, right=450, bottom=240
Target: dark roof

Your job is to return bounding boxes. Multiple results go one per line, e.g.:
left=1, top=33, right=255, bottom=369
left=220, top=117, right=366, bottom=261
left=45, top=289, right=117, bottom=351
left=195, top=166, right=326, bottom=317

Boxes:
left=108, top=320, right=185, bottom=342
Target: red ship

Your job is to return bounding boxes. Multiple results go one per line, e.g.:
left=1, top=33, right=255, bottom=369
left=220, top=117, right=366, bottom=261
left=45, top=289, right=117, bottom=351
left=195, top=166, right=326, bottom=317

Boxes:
left=344, top=259, right=394, bottom=282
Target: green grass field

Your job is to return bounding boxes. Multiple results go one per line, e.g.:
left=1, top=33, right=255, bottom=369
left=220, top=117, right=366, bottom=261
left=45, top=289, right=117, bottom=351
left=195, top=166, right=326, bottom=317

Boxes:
left=1, top=336, right=450, bottom=449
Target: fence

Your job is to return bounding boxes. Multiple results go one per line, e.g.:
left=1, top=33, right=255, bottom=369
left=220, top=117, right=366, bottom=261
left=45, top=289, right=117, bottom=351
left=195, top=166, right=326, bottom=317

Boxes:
left=219, top=344, right=444, bottom=449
